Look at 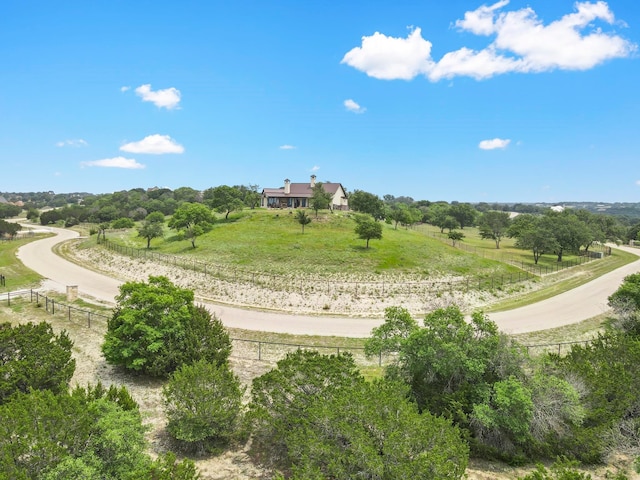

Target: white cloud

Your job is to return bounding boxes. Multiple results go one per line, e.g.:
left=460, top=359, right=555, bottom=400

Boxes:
left=120, top=134, right=184, bottom=154
left=56, top=139, right=88, bottom=148
left=342, top=1, right=636, bottom=81
left=311, top=165, right=320, bottom=172
left=81, top=157, right=145, bottom=169
left=342, top=28, right=435, bottom=80
left=635, top=180, right=640, bottom=186
left=279, top=144, right=296, bottom=150
left=135, top=84, right=181, bottom=109
left=120, top=86, right=130, bottom=92
left=479, top=138, right=511, bottom=150
left=344, top=99, right=366, bottom=113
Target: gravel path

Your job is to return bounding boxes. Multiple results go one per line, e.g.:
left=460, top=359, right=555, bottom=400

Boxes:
left=16, top=226, right=640, bottom=336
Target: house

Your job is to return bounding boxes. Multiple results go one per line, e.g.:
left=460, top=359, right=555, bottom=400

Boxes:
left=261, top=175, right=348, bottom=210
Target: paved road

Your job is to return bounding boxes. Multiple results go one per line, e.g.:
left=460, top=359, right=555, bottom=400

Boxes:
left=15, top=226, right=640, bottom=337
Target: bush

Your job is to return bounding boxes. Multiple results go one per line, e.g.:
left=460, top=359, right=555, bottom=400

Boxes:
left=0, top=322, right=75, bottom=404
left=111, top=217, right=136, bottom=229
left=163, top=360, right=245, bottom=453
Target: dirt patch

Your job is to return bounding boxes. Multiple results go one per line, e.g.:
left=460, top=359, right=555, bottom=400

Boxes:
left=66, top=240, right=539, bottom=317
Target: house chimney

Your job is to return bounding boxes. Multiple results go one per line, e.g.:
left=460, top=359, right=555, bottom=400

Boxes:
left=310, top=174, right=316, bottom=188
left=284, top=179, right=290, bottom=195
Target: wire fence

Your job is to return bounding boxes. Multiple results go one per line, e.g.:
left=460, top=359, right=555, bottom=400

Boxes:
left=414, top=224, right=610, bottom=277
left=2, top=289, right=599, bottom=362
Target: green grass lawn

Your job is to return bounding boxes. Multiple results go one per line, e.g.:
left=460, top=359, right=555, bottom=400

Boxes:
left=96, top=209, right=521, bottom=278
left=0, top=237, right=44, bottom=292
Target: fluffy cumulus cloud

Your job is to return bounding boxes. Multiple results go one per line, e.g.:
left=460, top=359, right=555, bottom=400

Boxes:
left=56, top=139, right=88, bottom=148
left=311, top=165, right=320, bottom=172
left=479, top=138, right=511, bottom=150
left=342, top=1, right=636, bottom=81
left=80, top=157, right=145, bottom=169
left=120, top=134, right=184, bottom=154
left=279, top=144, right=297, bottom=150
left=344, top=99, right=366, bottom=113
left=342, top=29, right=435, bottom=80
left=135, top=84, right=181, bottom=109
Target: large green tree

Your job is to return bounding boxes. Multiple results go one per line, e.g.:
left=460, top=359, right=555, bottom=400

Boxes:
left=102, top=276, right=231, bottom=377
left=248, top=350, right=363, bottom=466
left=348, top=189, right=385, bottom=219
left=0, top=386, right=199, bottom=479
left=287, top=379, right=469, bottom=480
left=540, top=212, right=590, bottom=262
left=389, top=306, right=526, bottom=424
left=449, top=203, right=478, bottom=229
left=203, top=185, right=245, bottom=219
left=0, top=322, right=75, bottom=404
left=479, top=211, right=512, bottom=249
left=168, top=202, right=214, bottom=248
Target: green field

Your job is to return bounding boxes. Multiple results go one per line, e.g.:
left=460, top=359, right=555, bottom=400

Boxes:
left=94, top=209, right=522, bottom=278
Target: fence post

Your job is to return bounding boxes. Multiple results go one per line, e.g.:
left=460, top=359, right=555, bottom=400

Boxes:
left=69, top=306, right=71, bottom=321
left=52, top=299, right=55, bottom=314
left=88, top=312, right=91, bottom=328
left=258, top=342, right=262, bottom=361
left=7, top=292, right=10, bottom=307
left=379, top=351, right=382, bottom=367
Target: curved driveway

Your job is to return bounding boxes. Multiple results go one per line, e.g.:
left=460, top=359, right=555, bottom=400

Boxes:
left=16, top=226, right=640, bottom=336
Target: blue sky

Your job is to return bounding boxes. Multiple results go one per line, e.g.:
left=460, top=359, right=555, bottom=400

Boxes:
left=1, top=1, right=638, bottom=202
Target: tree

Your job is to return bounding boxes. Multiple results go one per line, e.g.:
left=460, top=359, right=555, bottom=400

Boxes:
left=0, top=388, right=154, bottom=480
left=102, top=276, right=231, bottom=377
left=248, top=350, right=363, bottom=465
left=354, top=215, right=383, bottom=248
left=235, top=184, right=261, bottom=209
left=310, top=182, right=333, bottom=217
left=348, top=189, right=384, bottom=219
left=517, top=227, right=559, bottom=265
left=163, top=360, right=245, bottom=453
left=26, top=208, right=40, bottom=222
left=540, top=212, right=590, bottom=262
left=471, top=376, right=534, bottom=455
left=287, top=379, right=469, bottom=480
left=0, top=219, right=21, bottom=239
left=364, top=306, right=419, bottom=357
left=138, top=211, right=165, bottom=249
left=448, top=230, right=465, bottom=246
left=295, top=209, right=311, bottom=234
left=203, top=185, right=245, bottom=219
left=111, top=217, right=135, bottom=229
left=0, top=203, right=22, bottom=218
left=173, top=186, right=202, bottom=204
left=168, top=202, right=214, bottom=248
left=0, top=322, right=75, bottom=404
left=449, top=203, right=477, bottom=229
left=479, top=211, right=512, bottom=249
left=390, top=306, right=526, bottom=424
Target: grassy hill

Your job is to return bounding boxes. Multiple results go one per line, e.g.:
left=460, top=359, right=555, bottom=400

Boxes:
left=101, top=209, right=521, bottom=279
